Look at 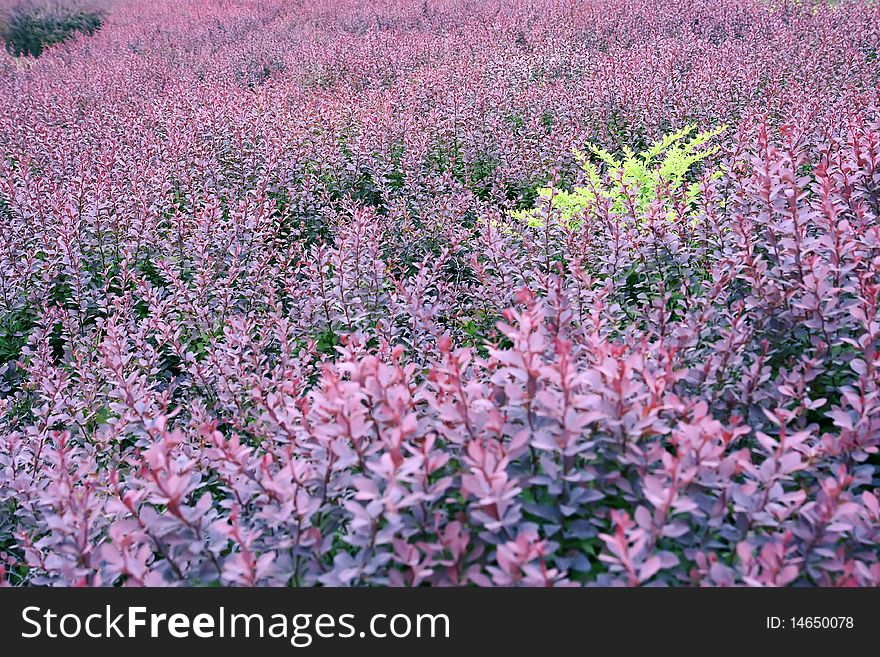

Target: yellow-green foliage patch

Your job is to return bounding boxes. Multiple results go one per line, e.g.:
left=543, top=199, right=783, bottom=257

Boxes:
left=513, top=125, right=725, bottom=228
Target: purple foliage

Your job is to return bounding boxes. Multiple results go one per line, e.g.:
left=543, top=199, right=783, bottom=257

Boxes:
left=0, top=0, right=878, bottom=586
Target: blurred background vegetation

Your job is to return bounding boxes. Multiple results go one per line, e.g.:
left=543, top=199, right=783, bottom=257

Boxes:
left=1, top=0, right=104, bottom=57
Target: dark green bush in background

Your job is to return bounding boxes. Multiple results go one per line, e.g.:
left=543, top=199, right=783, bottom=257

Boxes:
left=2, top=2, right=103, bottom=57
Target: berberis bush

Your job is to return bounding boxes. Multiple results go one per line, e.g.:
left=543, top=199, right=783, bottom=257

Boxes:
left=0, top=0, right=878, bottom=587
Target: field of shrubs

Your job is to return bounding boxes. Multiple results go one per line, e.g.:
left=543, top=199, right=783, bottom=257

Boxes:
left=0, top=0, right=878, bottom=587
